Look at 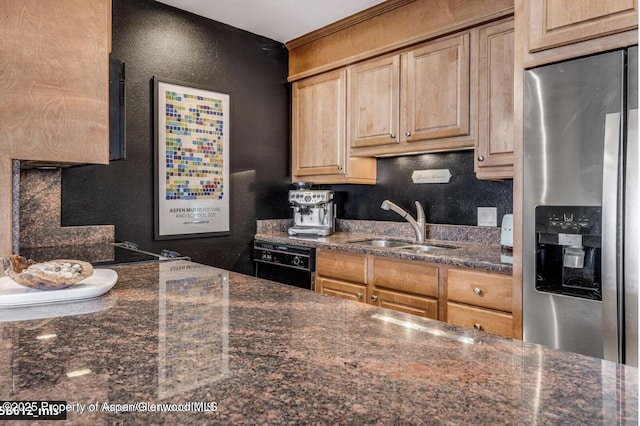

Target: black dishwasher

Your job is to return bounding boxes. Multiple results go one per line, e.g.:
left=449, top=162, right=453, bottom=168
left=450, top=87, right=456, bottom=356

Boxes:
left=253, top=241, right=315, bottom=290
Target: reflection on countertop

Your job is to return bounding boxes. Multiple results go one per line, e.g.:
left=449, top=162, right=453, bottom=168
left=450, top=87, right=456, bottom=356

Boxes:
left=0, top=260, right=635, bottom=424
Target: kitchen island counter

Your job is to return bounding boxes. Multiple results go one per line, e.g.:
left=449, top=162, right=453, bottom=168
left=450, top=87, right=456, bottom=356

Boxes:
left=0, top=260, right=635, bottom=424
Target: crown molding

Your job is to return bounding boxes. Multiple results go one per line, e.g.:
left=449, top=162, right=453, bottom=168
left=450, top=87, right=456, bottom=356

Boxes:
left=286, top=0, right=415, bottom=49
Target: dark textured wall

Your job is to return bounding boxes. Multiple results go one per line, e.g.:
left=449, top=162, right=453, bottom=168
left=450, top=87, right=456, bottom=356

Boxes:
left=320, top=151, right=512, bottom=226
left=61, top=0, right=291, bottom=274
left=61, top=0, right=512, bottom=274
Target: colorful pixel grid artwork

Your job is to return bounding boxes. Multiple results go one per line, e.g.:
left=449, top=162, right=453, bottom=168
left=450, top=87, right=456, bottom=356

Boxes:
left=164, top=90, right=225, bottom=200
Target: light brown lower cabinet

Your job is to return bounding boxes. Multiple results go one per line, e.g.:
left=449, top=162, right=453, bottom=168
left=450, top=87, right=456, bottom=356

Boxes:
left=372, top=288, right=438, bottom=319
left=316, top=277, right=367, bottom=303
left=446, top=302, right=513, bottom=337
left=316, top=250, right=367, bottom=284
left=371, top=257, right=438, bottom=297
left=315, top=250, right=368, bottom=302
left=446, top=267, right=515, bottom=338
left=315, top=249, right=516, bottom=337
left=370, top=256, right=439, bottom=320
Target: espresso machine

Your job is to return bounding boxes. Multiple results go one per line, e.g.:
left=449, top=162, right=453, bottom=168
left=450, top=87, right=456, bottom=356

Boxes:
left=288, top=184, right=335, bottom=237
left=534, top=206, right=602, bottom=299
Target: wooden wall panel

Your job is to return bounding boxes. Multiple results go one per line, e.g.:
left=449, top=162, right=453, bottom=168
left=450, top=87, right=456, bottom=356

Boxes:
left=0, top=157, right=13, bottom=256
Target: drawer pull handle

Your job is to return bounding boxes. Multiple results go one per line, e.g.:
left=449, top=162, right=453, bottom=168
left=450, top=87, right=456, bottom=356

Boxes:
left=356, top=292, right=363, bottom=299
left=371, top=295, right=378, bottom=301
left=390, top=133, right=396, bottom=139
left=473, top=287, right=482, bottom=295
left=474, top=323, right=482, bottom=331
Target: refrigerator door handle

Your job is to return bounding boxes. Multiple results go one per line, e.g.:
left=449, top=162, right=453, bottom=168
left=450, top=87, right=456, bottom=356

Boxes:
left=625, top=108, right=638, bottom=366
left=602, top=112, right=621, bottom=362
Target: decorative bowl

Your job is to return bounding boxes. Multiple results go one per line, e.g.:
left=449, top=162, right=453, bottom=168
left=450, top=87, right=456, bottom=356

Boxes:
left=1, top=255, right=94, bottom=290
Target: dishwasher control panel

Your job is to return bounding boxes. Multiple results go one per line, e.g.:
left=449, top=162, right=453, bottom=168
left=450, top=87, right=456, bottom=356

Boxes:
left=253, top=242, right=315, bottom=271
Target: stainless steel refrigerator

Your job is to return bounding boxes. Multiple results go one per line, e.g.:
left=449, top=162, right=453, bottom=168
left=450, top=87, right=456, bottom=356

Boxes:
left=523, top=46, right=638, bottom=365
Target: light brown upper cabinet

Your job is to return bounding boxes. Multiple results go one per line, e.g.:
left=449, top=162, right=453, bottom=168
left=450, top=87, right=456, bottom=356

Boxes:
left=291, top=70, right=376, bottom=184
left=475, top=18, right=514, bottom=180
left=0, top=0, right=112, bottom=164
left=348, top=55, right=400, bottom=148
left=528, top=0, right=638, bottom=53
left=404, top=36, right=471, bottom=143
left=349, top=33, right=474, bottom=156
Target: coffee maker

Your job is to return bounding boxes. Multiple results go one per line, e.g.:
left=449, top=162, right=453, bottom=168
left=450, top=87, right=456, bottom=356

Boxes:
left=288, top=183, right=335, bottom=237
left=535, top=206, right=602, bottom=300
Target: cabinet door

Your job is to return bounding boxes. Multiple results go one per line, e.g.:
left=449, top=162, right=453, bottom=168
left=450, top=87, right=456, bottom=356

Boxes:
left=317, top=277, right=367, bottom=303
left=372, top=289, right=438, bottom=319
left=372, top=257, right=439, bottom=298
left=348, top=55, right=400, bottom=148
left=316, top=250, right=367, bottom=284
left=528, top=0, right=638, bottom=52
left=1, top=0, right=111, bottom=164
left=292, top=70, right=346, bottom=177
left=447, top=302, right=514, bottom=338
left=403, top=33, right=470, bottom=142
left=476, top=19, right=514, bottom=179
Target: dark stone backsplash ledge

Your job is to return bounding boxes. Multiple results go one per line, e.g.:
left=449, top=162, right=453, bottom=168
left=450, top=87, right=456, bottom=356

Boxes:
left=257, top=219, right=501, bottom=245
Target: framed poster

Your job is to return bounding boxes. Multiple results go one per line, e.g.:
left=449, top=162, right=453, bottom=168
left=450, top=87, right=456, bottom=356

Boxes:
left=154, top=77, right=230, bottom=239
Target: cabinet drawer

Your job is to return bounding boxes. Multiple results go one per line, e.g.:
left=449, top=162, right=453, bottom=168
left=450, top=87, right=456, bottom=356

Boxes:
left=372, top=257, right=438, bottom=297
left=373, top=289, right=438, bottom=320
left=317, top=250, right=367, bottom=283
left=447, top=268, right=512, bottom=312
left=447, top=302, right=514, bottom=338
left=317, top=277, right=367, bottom=303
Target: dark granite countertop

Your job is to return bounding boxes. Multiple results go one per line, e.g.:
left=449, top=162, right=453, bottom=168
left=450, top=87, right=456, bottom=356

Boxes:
left=0, top=260, right=635, bottom=424
left=255, top=230, right=513, bottom=273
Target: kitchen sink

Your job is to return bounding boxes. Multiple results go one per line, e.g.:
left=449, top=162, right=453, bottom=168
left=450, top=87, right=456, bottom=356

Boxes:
left=350, top=239, right=413, bottom=248
left=350, top=239, right=458, bottom=252
left=398, top=243, right=457, bottom=253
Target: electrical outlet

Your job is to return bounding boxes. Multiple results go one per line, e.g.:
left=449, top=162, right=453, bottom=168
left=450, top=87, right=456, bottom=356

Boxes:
left=477, top=207, right=497, bottom=227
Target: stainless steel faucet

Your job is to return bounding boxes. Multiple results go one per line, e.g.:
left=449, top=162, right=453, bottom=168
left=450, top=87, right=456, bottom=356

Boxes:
left=380, top=200, right=426, bottom=243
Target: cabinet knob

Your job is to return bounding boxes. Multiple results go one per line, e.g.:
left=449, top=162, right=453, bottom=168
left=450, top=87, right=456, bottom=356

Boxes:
left=337, top=166, right=343, bottom=170
left=390, top=133, right=396, bottom=139
left=474, top=323, right=482, bottom=331
left=478, top=155, right=485, bottom=162
left=356, top=292, right=363, bottom=299
left=371, top=295, right=378, bottom=301
left=473, top=287, right=482, bottom=295
left=405, top=131, right=412, bottom=137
